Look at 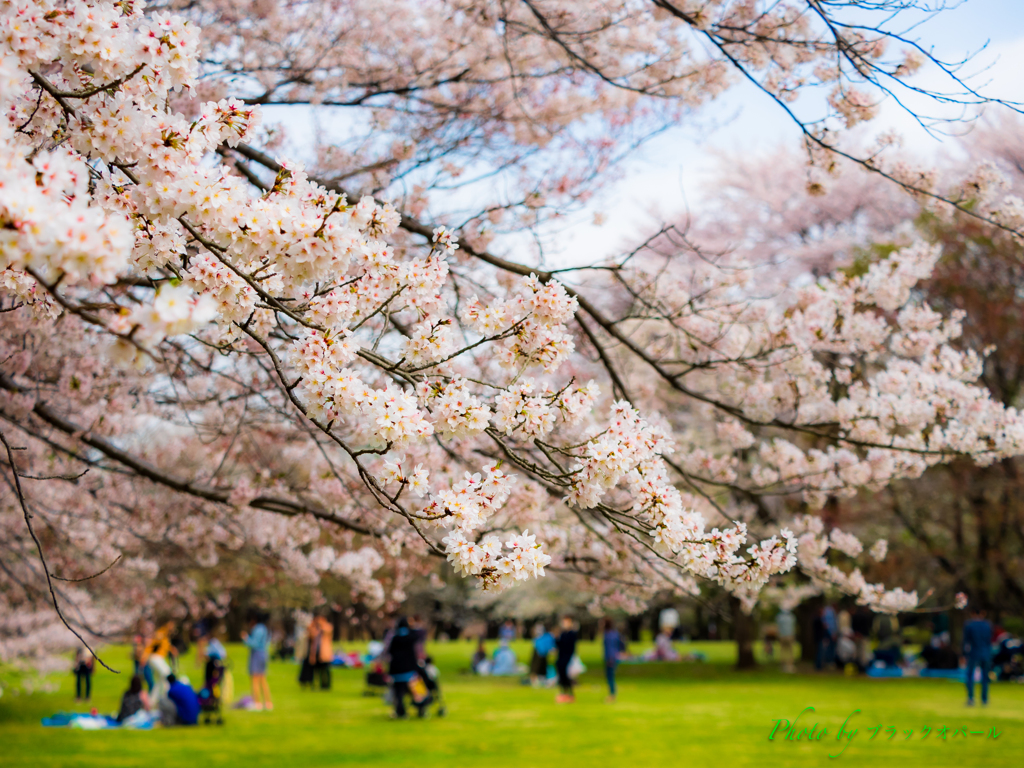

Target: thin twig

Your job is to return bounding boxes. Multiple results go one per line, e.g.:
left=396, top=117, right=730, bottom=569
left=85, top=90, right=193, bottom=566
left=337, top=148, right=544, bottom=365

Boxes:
left=0, top=429, right=118, bottom=673
left=52, top=555, right=123, bottom=583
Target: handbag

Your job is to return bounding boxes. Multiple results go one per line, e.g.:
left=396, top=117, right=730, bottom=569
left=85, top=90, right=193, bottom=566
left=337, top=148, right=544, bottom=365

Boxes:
left=409, top=675, right=429, bottom=704
left=567, top=654, right=586, bottom=680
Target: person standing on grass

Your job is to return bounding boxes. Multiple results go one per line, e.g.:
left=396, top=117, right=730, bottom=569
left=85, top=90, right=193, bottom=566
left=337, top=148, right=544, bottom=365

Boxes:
left=821, top=604, right=839, bottom=668
left=529, top=623, right=555, bottom=687
left=134, top=623, right=156, bottom=693
left=602, top=618, right=627, bottom=702
left=385, top=616, right=426, bottom=719
left=145, top=622, right=177, bottom=705
left=242, top=610, right=273, bottom=711
left=306, top=611, right=334, bottom=690
left=962, top=606, right=994, bottom=707
left=776, top=607, right=796, bottom=674
left=73, top=647, right=94, bottom=703
left=555, top=615, right=578, bottom=703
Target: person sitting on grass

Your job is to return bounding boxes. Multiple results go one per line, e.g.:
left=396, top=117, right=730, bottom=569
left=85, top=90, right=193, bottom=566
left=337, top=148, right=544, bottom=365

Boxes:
left=872, top=614, right=902, bottom=668
left=470, top=637, right=488, bottom=674
left=921, top=634, right=960, bottom=671
left=490, top=639, right=519, bottom=676
left=117, top=675, right=151, bottom=723
left=644, top=627, right=680, bottom=662
left=162, top=674, right=200, bottom=726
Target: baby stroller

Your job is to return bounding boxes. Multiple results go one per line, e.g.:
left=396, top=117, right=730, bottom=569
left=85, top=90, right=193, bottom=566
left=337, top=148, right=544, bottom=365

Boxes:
left=198, top=656, right=226, bottom=725
left=363, top=660, right=390, bottom=697
left=995, top=635, right=1023, bottom=681
left=415, top=657, right=446, bottom=718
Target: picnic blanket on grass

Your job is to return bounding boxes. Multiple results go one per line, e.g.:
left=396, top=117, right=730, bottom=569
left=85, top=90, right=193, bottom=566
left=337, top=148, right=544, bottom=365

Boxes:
left=42, top=710, right=159, bottom=729
left=866, top=666, right=966, bottom=681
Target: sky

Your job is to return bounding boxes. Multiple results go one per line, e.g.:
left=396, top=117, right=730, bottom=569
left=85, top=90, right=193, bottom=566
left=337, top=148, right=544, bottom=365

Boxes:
left=541, top=0, right=1024, bottom=269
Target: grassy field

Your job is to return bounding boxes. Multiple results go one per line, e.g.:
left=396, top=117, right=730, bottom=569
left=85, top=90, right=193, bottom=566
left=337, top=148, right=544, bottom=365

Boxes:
left=0, top=639, right=1020, bottom=767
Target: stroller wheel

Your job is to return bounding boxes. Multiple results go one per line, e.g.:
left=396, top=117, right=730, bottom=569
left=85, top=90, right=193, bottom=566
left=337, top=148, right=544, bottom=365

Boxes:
left=437, top=705, right=446, bottom=717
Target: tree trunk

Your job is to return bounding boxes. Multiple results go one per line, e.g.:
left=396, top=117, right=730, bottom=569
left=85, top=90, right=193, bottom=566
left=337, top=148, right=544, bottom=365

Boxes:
left=731, top=596, right=757, bottom=670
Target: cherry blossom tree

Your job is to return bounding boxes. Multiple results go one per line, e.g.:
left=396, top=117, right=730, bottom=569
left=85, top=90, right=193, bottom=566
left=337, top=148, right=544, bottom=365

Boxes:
left=3, top=0, right=1024, bottom=676
left=659, top=115, right=1024, bottom=657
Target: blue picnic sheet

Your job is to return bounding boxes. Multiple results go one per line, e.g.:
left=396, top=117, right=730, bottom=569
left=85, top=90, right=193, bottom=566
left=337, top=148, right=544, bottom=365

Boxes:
left=42, top=710, right=159, bottom=729
left=919, top=668, right=967, bottom=681
left=866, top=666, right=966, bottom=681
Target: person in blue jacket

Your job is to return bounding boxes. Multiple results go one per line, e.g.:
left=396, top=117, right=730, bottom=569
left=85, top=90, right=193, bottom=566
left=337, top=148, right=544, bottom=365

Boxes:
left=165, top=674, right=200, bottom=725
left=529, top=624, right=555, bottom=687
left=962, top=606, right=993, bottom=706
left=602, top=618, right=627, bottom=702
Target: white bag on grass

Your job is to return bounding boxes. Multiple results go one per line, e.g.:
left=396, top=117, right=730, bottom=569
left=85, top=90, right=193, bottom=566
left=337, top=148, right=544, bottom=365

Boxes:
left=567, top=654, right=586, bottom=680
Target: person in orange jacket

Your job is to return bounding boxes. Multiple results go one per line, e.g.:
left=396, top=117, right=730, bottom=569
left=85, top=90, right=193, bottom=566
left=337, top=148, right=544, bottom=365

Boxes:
left=306, top=612, right=334, bottom=690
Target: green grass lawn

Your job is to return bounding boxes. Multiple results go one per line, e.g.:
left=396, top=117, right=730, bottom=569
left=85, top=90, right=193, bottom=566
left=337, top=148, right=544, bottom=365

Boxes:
left=1, top=640, right=1019, bottom=767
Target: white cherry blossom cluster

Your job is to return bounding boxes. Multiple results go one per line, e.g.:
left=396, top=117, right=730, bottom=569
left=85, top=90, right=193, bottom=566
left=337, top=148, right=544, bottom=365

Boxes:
left=566, top=401, right=673, bottom=508
left=493, top=378, right=599, bottom=439
left=379, top=458, right=430, bottom=498
left=788, top=516, right=919, bottom=613
left=557, top=401, right=801, bottom=594
left=460, top=275, right=579, bottom=371
left=288, top=334, right=434, bottom=449
left=423, top=461, right=515, bottom=533
left=418, top=377, right=491, bottom=439
left=441, top=528, right=551, bottom=592
left=0, top=38, right=131, bottom=290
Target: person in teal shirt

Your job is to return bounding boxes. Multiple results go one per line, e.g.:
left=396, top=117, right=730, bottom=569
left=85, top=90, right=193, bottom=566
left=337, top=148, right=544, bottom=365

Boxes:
left=242, top=610, right=273, bottom=711
left=529, top=624, right=555, bottom=687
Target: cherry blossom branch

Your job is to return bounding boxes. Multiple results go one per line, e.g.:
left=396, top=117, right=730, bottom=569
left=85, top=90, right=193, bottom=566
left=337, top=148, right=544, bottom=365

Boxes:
left=0, top=429, right=118, bottom=673
left=0, top=373, right=375, bottom=536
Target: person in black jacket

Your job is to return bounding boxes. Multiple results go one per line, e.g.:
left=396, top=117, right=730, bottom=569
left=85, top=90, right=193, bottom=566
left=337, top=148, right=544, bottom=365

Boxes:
left=555, top=615, right=578, bottom=703
left=385, top=617, right=425, bottom=718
